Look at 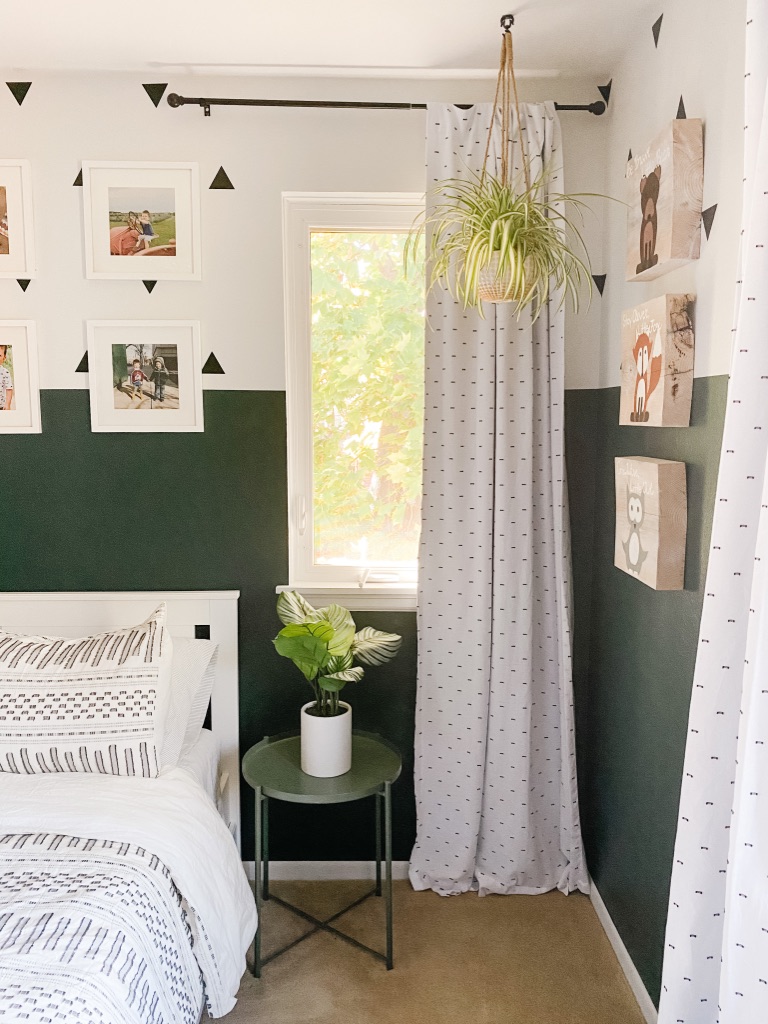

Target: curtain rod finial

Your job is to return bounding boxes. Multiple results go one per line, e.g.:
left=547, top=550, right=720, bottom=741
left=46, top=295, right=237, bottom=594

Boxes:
left=500, top=13, right=515, bottom=31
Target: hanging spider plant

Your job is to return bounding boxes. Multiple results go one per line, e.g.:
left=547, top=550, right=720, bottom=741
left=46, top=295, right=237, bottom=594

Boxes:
left=406, top=16, right=598, bottom=320
left=411, top=168, right=594, bottom=319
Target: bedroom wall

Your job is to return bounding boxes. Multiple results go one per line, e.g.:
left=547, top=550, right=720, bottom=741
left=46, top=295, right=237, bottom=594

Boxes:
left=566, top=0, right=746, bottom=1006
left=1, top=69, right=607, bottom=861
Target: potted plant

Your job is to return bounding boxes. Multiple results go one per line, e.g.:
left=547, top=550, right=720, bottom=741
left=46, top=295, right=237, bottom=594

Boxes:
left=406, top=18, right=595, bottom=320
left=273, top=591, right=401, bottom=778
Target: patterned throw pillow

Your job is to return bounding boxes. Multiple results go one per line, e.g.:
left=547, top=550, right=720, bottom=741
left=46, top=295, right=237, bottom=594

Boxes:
left=0, top=604, right=173, bottom=777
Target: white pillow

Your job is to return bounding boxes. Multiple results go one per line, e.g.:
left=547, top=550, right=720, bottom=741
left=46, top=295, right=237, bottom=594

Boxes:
left=160, top=637, right=218, bottom=769
left=0, top=604, right=173, bottom=777
left=176, top=727, right=220, bottom=800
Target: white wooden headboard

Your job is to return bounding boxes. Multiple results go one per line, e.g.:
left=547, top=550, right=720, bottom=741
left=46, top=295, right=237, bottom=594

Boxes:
left=0, top=590, right=242, bottom=850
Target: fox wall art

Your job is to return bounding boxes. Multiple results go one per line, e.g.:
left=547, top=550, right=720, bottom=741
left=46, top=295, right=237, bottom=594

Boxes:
left=620, top=294, right=695, bottom=427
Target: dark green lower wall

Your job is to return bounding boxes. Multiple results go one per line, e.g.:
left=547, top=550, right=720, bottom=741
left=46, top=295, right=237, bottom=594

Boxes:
left=565, top=376, right=728, bottom=1007
left=1, top=390, right=417, bottom=862
left=4, top=382, right=728, bottom=997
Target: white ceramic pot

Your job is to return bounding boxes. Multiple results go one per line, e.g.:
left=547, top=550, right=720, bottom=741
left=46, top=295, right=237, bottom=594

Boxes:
left=300, top=700, right=352, bottom=778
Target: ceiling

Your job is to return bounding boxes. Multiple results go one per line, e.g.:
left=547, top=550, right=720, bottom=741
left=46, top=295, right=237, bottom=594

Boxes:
left=1, top=0, right=658, bottom=78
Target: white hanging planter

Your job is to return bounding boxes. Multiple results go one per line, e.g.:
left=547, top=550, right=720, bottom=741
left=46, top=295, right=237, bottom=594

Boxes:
left=477, top=251, right=530, bottom=304
left=300, top=701, right=352, bottom=777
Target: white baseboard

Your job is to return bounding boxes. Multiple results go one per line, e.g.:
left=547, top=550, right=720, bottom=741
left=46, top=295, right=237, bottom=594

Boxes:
left=589, top=879, right=658, bottom=1024
left=243, top=859, right=411, bottom=882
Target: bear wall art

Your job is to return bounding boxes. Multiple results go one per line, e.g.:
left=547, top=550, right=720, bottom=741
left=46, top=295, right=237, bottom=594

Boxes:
left=626, top=119, right=703, bottom=282
left=620, top=294, right=695, bottom=426
left=614, top=456, right=687, bottom=591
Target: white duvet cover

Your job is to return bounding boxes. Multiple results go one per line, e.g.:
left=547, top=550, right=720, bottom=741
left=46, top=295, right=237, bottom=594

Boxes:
left=0, top=767, right=256, bottom=1019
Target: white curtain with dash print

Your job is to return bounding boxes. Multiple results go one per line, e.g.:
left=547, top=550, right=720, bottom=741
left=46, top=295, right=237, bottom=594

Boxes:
left=409, top=102, right=588, bottom=897
left=659, top=4, right=768, bottom=1022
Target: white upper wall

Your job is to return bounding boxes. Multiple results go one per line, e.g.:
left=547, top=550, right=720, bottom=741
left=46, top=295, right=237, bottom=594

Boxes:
left=596, top=0, right=746, bottom=389
left=1, top=72, right=607, bottom=391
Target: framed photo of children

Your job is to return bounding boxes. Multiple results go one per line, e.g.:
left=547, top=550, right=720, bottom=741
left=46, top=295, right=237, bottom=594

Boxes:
left=86, top=320, right=204, bottom=432
left=0, top=321, right=41, bottom=434
left=0, top=160, right=36, bottom=279
left=81, top=162, right=201, bottom=280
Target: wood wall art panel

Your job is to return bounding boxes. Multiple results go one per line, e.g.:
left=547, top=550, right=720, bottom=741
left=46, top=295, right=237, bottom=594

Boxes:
left=626, top=119, right=703, bottom=282
left=614, top=456, right=687, bottom=590
left=620, top=294, right=695, bottom=426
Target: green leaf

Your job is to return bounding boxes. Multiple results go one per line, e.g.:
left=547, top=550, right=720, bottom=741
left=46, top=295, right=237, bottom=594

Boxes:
left=292, top=658, right=321, bottom=682
left=326, top=651, right=354, bottom=674
left=315, top=603, right=356, bottom=656
left=278, top=621, right=335, bottom=644
left=276, top=590, right=319, bottom=625
left=273, top=621, right=334, bottom=679
left=319, top=666, right=365, bottom=692
left=351, top=626, right=402, bottom=666
left=317, top=675, right=346, bottom=692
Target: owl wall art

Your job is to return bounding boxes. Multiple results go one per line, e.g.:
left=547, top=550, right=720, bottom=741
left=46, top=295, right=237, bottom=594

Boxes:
left=614, top=456, right=687, bottom=590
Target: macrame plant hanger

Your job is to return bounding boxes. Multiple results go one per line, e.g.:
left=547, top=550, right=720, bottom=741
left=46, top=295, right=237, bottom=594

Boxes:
left=482, top=15, right=532, bottom=196
left=476, top=14, right=535, bottom=303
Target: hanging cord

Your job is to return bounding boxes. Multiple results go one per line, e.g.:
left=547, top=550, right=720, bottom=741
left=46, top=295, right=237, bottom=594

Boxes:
left=481, top=18, right=532, bottom=194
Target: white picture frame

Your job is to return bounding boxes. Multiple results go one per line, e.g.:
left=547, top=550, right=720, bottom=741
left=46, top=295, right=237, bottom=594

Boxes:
left=0, top=320, right=41, bottom=434
left=0, top=160, right=36, bottom=279
left=87, top=320, right=204, bottom=433
left=82, top=162, right=201, bottom=280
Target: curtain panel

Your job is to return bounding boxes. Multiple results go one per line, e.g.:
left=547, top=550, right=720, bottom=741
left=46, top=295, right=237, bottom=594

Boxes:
left=409, top=102, right=588, bottom=897
left=659, top=2, right=768, bottom=1020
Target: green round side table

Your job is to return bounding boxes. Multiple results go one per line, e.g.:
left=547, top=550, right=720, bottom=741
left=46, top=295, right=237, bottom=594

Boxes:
left=242, top=730, right=402, bottom=976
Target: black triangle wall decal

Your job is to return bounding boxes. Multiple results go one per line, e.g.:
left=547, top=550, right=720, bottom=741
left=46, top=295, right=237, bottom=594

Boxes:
left=17, top=279, right=30, bottom=292
left=652, top=14, right=663, bottom=47
left=702, top=204, right=718, bottom=239
left=75, top=352, right=89, bottom=373
left=73, top=169, right=83, bottom=186
left=628, top=148, right=633, bottom=162
left=209, top=166, right=235, bottom=190
left=598, top=80, right=612, bottom=105
left=676, top=96, right=687, bottom=119
left=6, top=82, right=32, bottom=105
left=143, top=280, right=157, bottom=293
left=202, top=352, right=225, bottom=374
left=143, top=83, right=168, bottom=108
left=592, top=274, right=607, bottom=296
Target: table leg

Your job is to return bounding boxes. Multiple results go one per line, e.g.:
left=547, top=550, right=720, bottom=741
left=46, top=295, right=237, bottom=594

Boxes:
left=375, top=791, right=382, bottom=897
left=253, top=786, right=263, bottom=978
left=263, top=795, right=270, bottom=901
left=384, top=780, right=393, bottom=970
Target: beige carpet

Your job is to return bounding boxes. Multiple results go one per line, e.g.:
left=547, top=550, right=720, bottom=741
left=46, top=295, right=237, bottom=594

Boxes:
left=226, top=881, right=647, bottom=1024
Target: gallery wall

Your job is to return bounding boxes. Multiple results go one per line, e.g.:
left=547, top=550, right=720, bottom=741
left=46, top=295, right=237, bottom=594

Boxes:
left=566, top=0, right=746, bottom=1007
left=1, top=71, right=606, bottom=392
left=1, top=68, right=607, bottom=861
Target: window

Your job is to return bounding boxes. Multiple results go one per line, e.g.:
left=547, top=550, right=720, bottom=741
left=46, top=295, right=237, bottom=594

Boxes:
left=282, top=194, right=425, bottom=610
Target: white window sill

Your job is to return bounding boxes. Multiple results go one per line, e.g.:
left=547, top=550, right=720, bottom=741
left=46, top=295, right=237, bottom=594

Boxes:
left=276, top=584, right=417, bottom=613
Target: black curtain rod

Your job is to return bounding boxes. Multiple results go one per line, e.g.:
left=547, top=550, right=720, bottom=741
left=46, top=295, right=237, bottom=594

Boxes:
left=166, top=93, right=606, bottom=117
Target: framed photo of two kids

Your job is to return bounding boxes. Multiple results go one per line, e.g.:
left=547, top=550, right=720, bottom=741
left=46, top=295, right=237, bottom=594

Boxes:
left=82, top=162, right=201, bottom=280
left=87, top=321, right=204, bottom=432
left=0, top=321, right=41, bottom=434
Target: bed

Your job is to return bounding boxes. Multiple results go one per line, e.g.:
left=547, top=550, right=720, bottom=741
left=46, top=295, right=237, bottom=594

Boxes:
left=0, top=591, right=257, bottom=1024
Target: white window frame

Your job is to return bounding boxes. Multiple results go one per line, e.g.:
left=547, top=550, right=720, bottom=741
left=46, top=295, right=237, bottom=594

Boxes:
left=281, top=192, right=424, bottom=612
